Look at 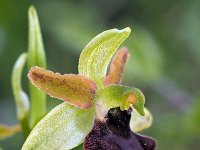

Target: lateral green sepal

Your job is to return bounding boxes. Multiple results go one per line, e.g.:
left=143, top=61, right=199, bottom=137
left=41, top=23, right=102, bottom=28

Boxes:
left=22, top=102, right=95, bottom=150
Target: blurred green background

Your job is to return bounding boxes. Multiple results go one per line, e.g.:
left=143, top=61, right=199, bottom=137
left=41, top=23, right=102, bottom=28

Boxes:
left=0, top=0, right=200, bottom=149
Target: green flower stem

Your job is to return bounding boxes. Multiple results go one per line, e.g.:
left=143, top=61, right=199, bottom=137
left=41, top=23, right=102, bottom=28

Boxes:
left=11, top=53, right=30, bottom=138
left=28, top=6, right=47, bottom=128
left=29, top=85, right=46, bottom=128
left=19, top=114, right=30, bottom=138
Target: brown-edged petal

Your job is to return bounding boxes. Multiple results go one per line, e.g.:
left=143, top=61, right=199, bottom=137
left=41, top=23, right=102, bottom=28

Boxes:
left=28, top=67, right=97, bottom=109
left=104, top=47, right=129, bottom=86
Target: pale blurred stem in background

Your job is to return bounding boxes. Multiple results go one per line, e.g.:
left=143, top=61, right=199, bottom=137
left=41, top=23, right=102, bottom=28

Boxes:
left=12, top=53, right=30, bottom=138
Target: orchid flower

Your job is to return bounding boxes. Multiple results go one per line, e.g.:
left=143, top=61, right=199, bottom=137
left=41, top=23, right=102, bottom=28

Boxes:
left=22, top=27, right=155, bottom=150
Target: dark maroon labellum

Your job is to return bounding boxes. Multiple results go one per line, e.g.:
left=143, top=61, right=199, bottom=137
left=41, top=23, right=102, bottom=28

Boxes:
left=84, top=107, right=156, bottom=150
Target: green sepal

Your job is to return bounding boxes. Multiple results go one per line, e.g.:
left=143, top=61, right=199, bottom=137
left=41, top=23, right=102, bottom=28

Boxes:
left=22, top=103, right=95, bottom=150
left=97, top=85, right=145, bottom=116
left=78, top=27, right=131, bottom=88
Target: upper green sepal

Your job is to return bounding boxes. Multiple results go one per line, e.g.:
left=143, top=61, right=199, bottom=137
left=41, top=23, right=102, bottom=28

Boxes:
left=22, top=103, right=95, bottom=150
left=97, top=85, right=145, bottom=117
left=78, top=27, right=131, bottom=88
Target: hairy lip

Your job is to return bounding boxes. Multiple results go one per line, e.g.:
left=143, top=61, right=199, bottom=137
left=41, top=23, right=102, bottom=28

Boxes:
left=84, top=107, right=156, bottom=150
